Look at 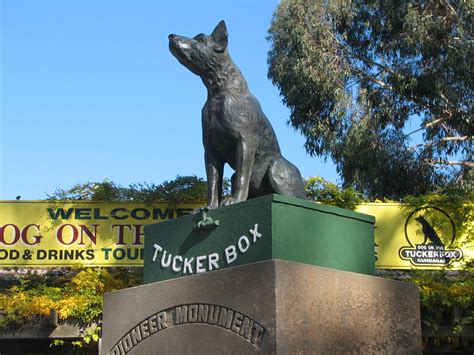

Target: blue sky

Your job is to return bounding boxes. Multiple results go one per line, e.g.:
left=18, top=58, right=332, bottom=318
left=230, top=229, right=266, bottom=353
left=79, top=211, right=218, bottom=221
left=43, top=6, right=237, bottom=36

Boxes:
left=0, top=0, right=338, bottom=200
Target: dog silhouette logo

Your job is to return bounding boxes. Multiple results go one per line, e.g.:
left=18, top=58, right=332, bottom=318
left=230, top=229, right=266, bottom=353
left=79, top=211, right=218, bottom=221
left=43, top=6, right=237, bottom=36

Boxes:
left=399, top=207, right=462, bottom=266
left=414, top=215, right=445, bottom=246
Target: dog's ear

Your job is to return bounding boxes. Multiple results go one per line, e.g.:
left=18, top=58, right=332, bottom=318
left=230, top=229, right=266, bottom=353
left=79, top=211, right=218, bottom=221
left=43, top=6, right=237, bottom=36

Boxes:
left=211, top=20, right=228, bottom=52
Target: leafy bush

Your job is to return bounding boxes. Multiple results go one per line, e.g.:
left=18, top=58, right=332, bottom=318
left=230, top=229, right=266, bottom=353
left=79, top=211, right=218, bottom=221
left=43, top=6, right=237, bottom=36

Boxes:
left=409, top=269, right=474, bottom=333
left=47, top=175, right=208, bottom=203
left=305, top=176, right=363, bottom=210
left=0, top=267, right=142, bottom=349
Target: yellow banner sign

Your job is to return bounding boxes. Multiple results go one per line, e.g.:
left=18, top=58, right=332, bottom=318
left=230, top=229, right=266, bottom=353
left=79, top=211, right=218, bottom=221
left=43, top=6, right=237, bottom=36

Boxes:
left=0, top=201, right=202, bottom=266
left=357, top=203, right=472, bottom=270
left=0, top=201, right=471, bottom=268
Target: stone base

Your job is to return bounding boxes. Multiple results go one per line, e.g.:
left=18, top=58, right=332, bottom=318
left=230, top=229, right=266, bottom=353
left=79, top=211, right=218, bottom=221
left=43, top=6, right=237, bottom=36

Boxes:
left=101, top=260, right=422, bottom=354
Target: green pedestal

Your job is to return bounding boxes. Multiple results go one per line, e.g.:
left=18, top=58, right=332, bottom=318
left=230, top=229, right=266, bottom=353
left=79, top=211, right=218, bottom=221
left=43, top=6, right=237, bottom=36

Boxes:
left=144, top=194, right=375, bottom=283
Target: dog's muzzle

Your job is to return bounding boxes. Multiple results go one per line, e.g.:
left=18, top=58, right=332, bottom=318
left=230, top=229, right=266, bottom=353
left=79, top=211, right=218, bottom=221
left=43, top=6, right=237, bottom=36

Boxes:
left=169, top=34, right=190, bottom=51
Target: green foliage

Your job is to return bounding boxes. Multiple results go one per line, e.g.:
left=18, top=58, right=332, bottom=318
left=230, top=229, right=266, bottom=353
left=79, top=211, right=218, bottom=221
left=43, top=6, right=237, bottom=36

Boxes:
left=47, top=180, right=125, bottom=201
left=0, top=267, right=142, bottom=349
left=50, top=339, right=65, bottom=347
left=268, top=0, right=473, bottom=199
left=305, top=176, right=363, bottom=210
left=407, top=269, right=474, bottom=333
left=47, top=175, right=207, bottom=203
left=126, top=176, right=207, bottom=203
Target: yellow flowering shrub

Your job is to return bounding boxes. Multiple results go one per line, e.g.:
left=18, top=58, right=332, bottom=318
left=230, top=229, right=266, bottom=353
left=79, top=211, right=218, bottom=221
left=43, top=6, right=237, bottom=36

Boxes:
left=0, top=267, right=142, bottom=349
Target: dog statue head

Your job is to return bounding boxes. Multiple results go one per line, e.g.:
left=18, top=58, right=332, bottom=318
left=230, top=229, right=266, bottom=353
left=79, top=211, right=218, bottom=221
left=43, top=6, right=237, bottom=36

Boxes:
left=169, top=20, right=228, bottom=77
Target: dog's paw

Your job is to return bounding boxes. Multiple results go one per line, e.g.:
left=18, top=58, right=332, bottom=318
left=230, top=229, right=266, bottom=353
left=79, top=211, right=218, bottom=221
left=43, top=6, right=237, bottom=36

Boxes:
left=220, top=196, right=237, bottom=207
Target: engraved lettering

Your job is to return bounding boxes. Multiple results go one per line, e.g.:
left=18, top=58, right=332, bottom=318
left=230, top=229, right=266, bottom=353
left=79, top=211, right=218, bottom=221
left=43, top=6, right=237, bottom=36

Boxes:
left=208, top=252, right=219, bottom=270
left=238, top=235, right=250, bottom=253
left=175, top=306, right=188, bottom=324
left=198, top=304, right=209, bottom=322
left=122, top=334, right=132, bottom=352
left=188, top=304, right=198, bottom=322
left=148, top=314, right=158, bottom=333
left=231, top=312, right=244, bottom=333
left=130, top=325, right=142, bottom=345
left=118, top=341, right=125, bottom=355
left=108, top=303, right=265, bottom=354
left=218, top=308, right=234, bottom=328
left=249, top=224, right=262, bottom=242
left=150, top=224, right=263, bottom=276
left=196, top=255, right=206, bottom=273
left=208, top=305, right=219, bottom=324
left=140, top=320, right=150, bottom=338
left=161, top=250, right=172, bottom=268
left=183, top=257, right=194, bottom=274
left=240, top=317, right=254, bottom=340
left=152, top=244, right=162, bottom=262
left=157, top=311, right=167, bottom=330
left=172, top=255, right=182, bottom=272
left=225, top=245, right=237, bottom=264
left=252, top=323, right=265, bottom=346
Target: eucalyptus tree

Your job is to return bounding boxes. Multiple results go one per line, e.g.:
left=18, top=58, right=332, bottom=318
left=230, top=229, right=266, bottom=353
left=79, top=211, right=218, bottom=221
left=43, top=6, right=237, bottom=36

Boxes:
left=268, top=0, right=473, bottom=198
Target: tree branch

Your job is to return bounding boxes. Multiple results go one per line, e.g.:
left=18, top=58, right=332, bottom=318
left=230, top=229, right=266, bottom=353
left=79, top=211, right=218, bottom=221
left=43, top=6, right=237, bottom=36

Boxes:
left=441, top=136, right=471, bottom=142
left=353, top=68, right=393, bottom=90
left=423, top=159, right=474, bottom=168
left=406, top=117, right=449, bottom=137
left=410, top=136, right=472, bottom=151
left=426, top=117, right=448, bottom=128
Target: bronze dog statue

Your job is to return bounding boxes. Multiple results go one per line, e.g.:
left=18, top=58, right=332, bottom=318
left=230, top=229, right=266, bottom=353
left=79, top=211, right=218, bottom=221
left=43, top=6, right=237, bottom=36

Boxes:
left=169, top=20, right=306, bottom=208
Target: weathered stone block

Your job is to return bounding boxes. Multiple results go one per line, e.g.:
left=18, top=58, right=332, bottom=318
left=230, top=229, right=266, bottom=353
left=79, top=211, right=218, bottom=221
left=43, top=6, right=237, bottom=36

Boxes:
left=101, top=260, right=422, bottom=354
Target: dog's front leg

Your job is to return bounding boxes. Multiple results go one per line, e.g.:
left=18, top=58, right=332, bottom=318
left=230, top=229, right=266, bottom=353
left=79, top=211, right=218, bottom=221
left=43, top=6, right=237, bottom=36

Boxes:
left=222, top=139, right=255, bottom=205
left=205, top=150, right=224, bottom=209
